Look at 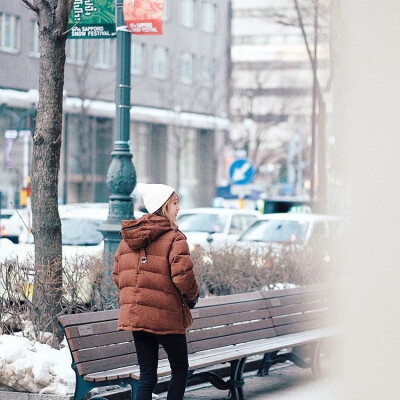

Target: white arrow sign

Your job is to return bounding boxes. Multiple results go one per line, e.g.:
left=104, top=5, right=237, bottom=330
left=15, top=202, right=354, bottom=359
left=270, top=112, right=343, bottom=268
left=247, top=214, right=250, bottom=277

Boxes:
left=232, top=161, right=251, bottom=182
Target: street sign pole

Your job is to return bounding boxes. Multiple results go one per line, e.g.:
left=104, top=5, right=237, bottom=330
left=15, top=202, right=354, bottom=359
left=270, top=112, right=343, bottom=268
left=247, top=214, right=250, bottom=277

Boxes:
left=100, top=0, right=136, bottom=291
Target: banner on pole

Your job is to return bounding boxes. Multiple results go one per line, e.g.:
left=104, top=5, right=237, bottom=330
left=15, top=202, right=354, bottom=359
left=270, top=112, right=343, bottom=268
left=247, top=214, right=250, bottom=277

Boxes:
left=123, top=0, right=164, bottom=35
left=68, top=0, right=116, bottom=39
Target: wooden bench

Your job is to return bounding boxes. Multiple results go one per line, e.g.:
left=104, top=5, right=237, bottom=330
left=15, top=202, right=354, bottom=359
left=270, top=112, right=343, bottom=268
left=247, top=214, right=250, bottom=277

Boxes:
left=58, top=284, right=338, bottom=400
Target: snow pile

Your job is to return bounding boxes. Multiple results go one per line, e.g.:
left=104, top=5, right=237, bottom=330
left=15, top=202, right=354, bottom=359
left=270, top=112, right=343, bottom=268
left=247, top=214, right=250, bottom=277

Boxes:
left=0, top=334, right=75, bottom=395
left=264, top=282, right=297, bottom=290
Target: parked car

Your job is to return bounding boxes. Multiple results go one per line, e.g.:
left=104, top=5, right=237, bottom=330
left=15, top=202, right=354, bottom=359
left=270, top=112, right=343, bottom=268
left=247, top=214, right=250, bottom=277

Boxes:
left=237, top=213, right=342, bottom=245
left=233, top=212, right=342, bottom=269
left=0, top=208, right=15, bottom=220
left=1, top=208, right=31, bottom=243
left=177, top=207, right=260, bottom=249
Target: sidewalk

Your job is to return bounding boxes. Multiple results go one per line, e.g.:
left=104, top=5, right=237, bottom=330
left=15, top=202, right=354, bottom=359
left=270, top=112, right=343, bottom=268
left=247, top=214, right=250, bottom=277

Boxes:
left=0, top=363, right=341, bottom=400
left=167, top=363, right=341, bottom=400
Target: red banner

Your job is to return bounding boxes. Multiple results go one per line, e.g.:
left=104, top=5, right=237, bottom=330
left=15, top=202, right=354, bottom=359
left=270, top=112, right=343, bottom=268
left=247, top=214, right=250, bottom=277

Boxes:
left=123, top=0, right=164, bottom=35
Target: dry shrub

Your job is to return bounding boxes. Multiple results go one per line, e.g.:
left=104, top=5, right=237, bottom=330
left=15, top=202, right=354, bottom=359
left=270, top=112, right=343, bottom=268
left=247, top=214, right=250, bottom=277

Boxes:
left=0, top=253, right=117, bottom=347
left=61, top=253, right=119, bottom=313
left=0, top=240, right=337, bottom=345
left=192, top=241, right=336, bottom=297
left=192, top=244, right=268, bottom=296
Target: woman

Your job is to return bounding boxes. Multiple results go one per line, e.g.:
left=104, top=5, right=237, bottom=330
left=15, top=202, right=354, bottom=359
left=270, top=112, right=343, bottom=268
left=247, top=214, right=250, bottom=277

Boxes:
left=113, top=183, right=199, bottom=400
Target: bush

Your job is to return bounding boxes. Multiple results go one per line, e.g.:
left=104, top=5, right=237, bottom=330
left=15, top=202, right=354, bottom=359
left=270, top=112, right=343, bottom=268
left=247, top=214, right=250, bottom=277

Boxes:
left=192, top=242, right=336, bottom=297
left=0, top=240, right=336, bottom=345
left=0, top=254, right=118, bottom=347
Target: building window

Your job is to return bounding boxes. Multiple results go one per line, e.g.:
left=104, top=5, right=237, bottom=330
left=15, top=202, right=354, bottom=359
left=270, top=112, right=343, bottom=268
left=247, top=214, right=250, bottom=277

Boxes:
left=30, top=19, right=40, bottom=57
left=180, top=53, right=194, bottom=84
left=152, top=46, right=168, bottom=79
left=201, top=2, right=216, bottom=33
left=66, top=39, right=88, bottom=64
left=131, top=42, right=146, bottom=75
left=97, top=39, right=113, bottom=68
left=0, top=12, right=21, bottom=52
left=180, top=0, right=195, bottom=28
left=200, top=57, right=214, bottom=86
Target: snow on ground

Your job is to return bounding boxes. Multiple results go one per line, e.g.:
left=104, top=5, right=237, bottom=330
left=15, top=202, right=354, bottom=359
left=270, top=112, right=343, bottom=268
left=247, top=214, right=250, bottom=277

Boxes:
left=0, top=334, right=75, bottom=395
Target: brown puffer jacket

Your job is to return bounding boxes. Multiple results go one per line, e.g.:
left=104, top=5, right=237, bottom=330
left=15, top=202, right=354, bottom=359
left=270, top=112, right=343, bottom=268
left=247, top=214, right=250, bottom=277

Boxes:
left=112, top=213, right=199, bottom=334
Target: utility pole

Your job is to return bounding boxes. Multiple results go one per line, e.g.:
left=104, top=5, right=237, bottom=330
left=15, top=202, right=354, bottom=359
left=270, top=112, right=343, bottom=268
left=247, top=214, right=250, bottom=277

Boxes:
left=310, top=0, right=318, bottom=207
left=100, top=0, right=136, bottom=269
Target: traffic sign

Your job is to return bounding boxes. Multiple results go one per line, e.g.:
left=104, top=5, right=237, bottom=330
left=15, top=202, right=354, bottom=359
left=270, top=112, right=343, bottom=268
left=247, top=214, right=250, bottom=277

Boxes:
left=229, top=158, right=255, bottom=185
left=230, top=184, right=253, bottom=197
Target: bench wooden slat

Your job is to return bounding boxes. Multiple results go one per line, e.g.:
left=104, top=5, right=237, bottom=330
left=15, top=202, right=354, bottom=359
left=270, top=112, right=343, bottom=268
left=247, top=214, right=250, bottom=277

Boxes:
left=192, top=298, right=269, bottom=319
left=266, top=291, right=329, bottom=308
left=59, top=309, right=119, bottom=327
left=260, top=284, right=330, bottom=299
left=271, top=308, right=330, bottom=327
left=73, top=341, right=137, bottom=363
left=196, top=291, right=265, bottom=306
left=85, top=365, right=140, bottom=382
left=189, top=317, right=273, bottom=343
left=76, top=353, right=138, bottom=376
left=67, top=330, right=134, bottom=351
left=268, top=300, right=328, bottom=317
left=191, top=307, right=270, bottom=330
left=64, top=319, right=119, bottom=339
left=275, top=316, right=333, bottom=335
left=189, top=325, right=276, bottom=353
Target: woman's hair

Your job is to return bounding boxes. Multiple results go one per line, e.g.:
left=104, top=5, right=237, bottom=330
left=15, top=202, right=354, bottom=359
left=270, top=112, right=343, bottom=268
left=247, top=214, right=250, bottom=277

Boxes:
left=154, top=192, right=179, bottom=228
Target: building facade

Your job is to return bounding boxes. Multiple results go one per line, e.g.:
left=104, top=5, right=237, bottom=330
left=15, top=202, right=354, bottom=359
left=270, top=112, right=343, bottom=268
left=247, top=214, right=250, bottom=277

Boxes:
left=229, top=0, right=331, bottom=198
left=0, top=0, right=230, bottom=210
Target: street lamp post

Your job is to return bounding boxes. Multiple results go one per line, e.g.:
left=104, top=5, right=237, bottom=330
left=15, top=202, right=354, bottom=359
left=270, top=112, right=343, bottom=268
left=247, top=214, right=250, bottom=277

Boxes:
left=100, top=0, right=136, bottom=269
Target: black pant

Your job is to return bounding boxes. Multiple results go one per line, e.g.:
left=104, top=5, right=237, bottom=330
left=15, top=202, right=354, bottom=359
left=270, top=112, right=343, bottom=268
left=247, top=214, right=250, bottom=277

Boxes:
left=133, top=331, right=189, bottom=400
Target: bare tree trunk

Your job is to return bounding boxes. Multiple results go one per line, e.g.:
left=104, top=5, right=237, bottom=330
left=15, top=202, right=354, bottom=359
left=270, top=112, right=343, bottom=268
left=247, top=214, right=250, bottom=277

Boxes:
left=23, top=0, right=74, bottom=345
left=293, top=0, right=329, bottom=212
left=316, top=96, right=327, bottom=213
left=310, top=0, right=319, bottom=204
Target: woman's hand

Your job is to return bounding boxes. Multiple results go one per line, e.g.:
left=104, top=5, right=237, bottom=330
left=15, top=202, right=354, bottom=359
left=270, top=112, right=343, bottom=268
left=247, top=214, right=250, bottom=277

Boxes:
left=186, top=294, right=199, bottom=309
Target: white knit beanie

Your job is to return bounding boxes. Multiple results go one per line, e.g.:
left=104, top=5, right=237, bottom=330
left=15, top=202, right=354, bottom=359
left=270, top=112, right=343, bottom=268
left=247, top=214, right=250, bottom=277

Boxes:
left=136, top=183, right=175, bottom=214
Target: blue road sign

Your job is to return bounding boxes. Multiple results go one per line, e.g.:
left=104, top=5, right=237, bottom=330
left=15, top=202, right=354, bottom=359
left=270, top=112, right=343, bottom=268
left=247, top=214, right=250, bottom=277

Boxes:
left=229, top=158, right=255, bottom=185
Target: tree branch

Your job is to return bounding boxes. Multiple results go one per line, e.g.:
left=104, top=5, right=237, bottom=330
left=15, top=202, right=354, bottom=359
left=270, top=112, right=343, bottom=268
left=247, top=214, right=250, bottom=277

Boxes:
left=21, top=0, right=39, bottom=12
left=293, top=0, right=323, bottom=101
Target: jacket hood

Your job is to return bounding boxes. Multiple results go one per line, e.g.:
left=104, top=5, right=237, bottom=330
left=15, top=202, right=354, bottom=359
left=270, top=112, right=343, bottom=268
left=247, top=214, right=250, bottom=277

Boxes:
left=121, top=213, right=173, bottom=250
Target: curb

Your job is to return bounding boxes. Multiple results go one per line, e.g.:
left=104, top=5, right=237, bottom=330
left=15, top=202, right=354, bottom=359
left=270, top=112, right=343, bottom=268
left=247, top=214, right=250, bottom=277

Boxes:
left=0, top=393, right=72, bottom=400
left=0, top=386, right=130, bottom=400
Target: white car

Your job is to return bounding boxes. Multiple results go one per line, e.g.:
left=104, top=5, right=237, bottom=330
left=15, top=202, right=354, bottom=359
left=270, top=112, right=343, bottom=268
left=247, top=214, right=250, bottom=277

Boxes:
left=0, top=208, right=15, bottom=220
left=1, top=208, right=32, bottom=244
left=237, top=213, right=342, bottom=245
left=177, top=207, right=260, bottom=249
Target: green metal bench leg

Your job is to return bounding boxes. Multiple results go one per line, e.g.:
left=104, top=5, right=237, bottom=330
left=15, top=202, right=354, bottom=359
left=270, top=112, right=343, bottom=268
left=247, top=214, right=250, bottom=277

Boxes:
left=311, top=340, right=323, bottom=378
left=72, top=364, right=138, bottom=400
left=258, top=351, right=279, bottom=376
left=73, top=365, right=95, bottom=400
left=186, top=358, right=246, bottom=399
left=229, top=357, right=246, bottom=400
